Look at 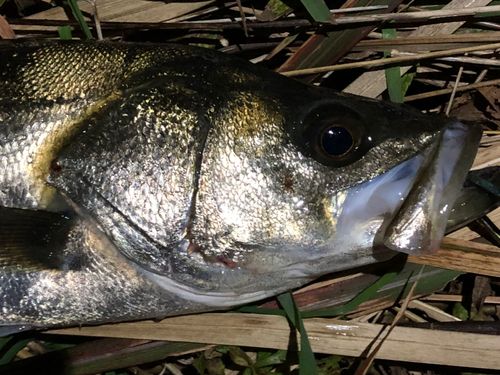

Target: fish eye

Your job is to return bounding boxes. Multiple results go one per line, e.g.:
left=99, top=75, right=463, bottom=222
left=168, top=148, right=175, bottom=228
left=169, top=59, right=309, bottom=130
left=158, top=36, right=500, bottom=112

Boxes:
left=320, top=126, right=354, bottom=157
left=301, top=105, right=367, bottom=167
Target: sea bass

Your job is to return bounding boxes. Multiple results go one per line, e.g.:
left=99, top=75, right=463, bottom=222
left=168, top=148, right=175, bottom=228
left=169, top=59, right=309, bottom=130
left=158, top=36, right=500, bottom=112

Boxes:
left=0, top=40, right=481, bottom=333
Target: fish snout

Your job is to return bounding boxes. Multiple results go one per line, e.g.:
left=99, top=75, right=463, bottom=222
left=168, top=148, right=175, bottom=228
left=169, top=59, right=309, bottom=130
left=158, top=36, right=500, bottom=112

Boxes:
left=382, top=120, right=482, bottom=255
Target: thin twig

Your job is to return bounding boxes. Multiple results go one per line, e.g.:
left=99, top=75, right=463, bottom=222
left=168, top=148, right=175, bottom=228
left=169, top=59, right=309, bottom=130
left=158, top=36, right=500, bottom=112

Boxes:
left=392, top=51, right=500, bottom=66
left=235, top=0, right=248, bottom=37
left=330, top=5, right=388, bottom=13
left=475, top=48, right=500, bottom=83
left=164, top=363, right=183, bottom=375
left=355, top=32, right=500, bottom=49
left=392, top=306, right=428, bottom=323
left=475, top=21, right=500, bottom=30
left=84, top=0, right=102, bottom=40
left=281, top=42, right=500, bottom=76
left=446, top=56, right=465, bottom=115
left=331, top=5, right=500, bottom=25
left=437, top=55, right=500, bottom=66
left=7, top=17, right=311, bottom=30
left=408, top=300, right=461, bottom=322
left=404, top=78, right=500, bottom=101
left=422, top=294, right=500, bottom=304
left=476, top=69, right=489, bottom=83
left=354, top=266, right=426, bottom=375
left=350, top=310, right=383, bottom=323
left=167, top=2, right=238, bottom=23
left=159, top=364, right=168, bottom=375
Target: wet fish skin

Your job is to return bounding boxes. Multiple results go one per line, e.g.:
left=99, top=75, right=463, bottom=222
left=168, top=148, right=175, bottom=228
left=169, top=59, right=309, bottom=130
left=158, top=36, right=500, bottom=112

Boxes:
left=0, top=40, right=481, bottom=331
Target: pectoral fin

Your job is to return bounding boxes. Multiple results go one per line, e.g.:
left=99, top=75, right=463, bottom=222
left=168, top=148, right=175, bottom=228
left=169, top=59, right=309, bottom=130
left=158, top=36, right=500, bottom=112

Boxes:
left=0, top=207, right=74, bottom=272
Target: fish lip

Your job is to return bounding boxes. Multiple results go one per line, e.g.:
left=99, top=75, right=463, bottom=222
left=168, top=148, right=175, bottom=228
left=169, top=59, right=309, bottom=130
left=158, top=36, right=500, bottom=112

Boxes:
left=381, top=120, right=482, bottom=255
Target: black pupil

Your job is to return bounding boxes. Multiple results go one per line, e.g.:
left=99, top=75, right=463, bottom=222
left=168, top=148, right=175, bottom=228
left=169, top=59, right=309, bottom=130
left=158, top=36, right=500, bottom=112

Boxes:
left=321, top=126, right=353, bottom=156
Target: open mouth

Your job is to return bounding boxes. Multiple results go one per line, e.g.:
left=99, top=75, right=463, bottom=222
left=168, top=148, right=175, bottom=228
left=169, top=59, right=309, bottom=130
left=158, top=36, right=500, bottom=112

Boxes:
left=336, top=120, right=482, bottom=257
left=382, top=121, right=482, bottom=255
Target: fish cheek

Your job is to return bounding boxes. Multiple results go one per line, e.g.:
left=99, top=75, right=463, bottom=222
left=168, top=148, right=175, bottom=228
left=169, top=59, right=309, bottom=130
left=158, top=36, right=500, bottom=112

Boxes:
left=191, top=108, right=340, bottom=267
left=191, top=95, right=295, bottom=260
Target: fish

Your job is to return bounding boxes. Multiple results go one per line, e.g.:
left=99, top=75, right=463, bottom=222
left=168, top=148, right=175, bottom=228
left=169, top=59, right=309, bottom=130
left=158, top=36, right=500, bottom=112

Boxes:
left=0, top=40, right=482, bottom=334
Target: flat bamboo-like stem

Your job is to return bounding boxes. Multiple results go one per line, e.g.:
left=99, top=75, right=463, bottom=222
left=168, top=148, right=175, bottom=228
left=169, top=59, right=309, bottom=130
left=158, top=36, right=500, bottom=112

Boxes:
left=8, top=17, right=310, bottom=30
left=47, top=314, right=500, bottom=370
left=330, top=5, right=389, bottom=13
left=407, top=300, right=461, bottom=322
left=331, top=5, right=500, bottom=25
left=281, top=42, right=500, bottom=76
left=436, top=55, right=500, bottom=66
left=445, top=54, right=466, bottom=115
left=422, top=294, right=500, bottom=304
left=356, top=31, right=500, bottom=48
left=343, top=0, right=493, bottom=97
left=472, top=141, right=500, bottom=170
left=404, top=78, right=500, bottom=101
left=408, top=237, right=500, bottom=277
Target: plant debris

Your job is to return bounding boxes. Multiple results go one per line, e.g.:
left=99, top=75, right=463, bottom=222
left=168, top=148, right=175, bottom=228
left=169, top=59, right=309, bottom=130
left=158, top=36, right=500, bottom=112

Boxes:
left=2, top=0, right=500, bottom=373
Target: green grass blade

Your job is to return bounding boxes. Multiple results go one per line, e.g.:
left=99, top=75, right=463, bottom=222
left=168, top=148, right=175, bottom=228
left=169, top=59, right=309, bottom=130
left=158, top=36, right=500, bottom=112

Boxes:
left=0, top=338, right=32, bottom=365
left=317, top=355, right=342, bottom=374
left=64, top=0, right=93, bottom=39
left=240, top=270, right=398, bottom=319
left=383, top=28, right=404, bottom=103
left=299, top=0, right=331, bottom=23
left=254, top=350, right=287, bottom=368
left=58, top=25, right=73, bottom=40
left=469, top=175, right=500, bottom=198
left=301, top=271, right=398, bottom=318
left=401, top=73, right=414, bottom=96
left=277, top=292, right=319, bottom=375
left=278, top=0, right=403, bottom=75
left=0, top=337, right=12, bottom=353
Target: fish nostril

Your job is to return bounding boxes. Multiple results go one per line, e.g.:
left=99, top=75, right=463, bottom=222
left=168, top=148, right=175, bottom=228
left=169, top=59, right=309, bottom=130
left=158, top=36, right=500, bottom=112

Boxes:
left=50, top=159, right=63, bottom=173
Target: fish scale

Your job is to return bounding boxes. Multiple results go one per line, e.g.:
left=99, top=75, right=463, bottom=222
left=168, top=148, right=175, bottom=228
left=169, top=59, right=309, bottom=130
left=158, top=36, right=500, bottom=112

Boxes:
left=0, top=40, right=481, bottom=332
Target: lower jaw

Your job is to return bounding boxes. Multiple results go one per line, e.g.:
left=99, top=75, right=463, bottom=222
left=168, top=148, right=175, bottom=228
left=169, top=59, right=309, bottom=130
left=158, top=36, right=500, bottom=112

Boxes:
left=382, top=121, right=482, bottom=255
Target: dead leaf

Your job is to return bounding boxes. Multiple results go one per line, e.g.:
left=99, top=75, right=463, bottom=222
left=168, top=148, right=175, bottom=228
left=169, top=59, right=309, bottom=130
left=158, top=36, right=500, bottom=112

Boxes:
left=0, top=14, right=16, bottom=39
left=449, top=94, right=491, bottom=123
left=478, top=86, right=500, bottom=114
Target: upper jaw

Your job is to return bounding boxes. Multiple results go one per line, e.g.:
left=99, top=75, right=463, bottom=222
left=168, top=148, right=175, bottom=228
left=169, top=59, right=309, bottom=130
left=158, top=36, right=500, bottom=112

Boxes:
left=382, top=120, right=482, bottom=255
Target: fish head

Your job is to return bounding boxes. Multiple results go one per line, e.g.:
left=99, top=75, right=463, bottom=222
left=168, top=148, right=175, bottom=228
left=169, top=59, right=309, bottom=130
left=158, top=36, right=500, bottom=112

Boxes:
left=47, top=48, right=482, bottom=307
left=182, top=84, right=481, bottom=297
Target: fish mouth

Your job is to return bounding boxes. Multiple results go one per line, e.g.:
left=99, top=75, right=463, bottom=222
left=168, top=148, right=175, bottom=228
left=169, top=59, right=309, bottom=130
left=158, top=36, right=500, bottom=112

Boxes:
left=337, top=120, right=482, bottom=258
left=381, top=121, right=482, bottom=255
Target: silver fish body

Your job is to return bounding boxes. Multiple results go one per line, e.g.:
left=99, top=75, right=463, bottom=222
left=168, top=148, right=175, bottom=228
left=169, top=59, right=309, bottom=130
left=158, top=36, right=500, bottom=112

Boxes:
left=0, top=40, right=481, bottom=332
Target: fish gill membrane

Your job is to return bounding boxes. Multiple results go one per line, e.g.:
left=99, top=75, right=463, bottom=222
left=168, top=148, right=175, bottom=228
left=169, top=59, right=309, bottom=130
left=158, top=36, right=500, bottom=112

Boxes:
left=0, top=40, right=482, bottom=332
